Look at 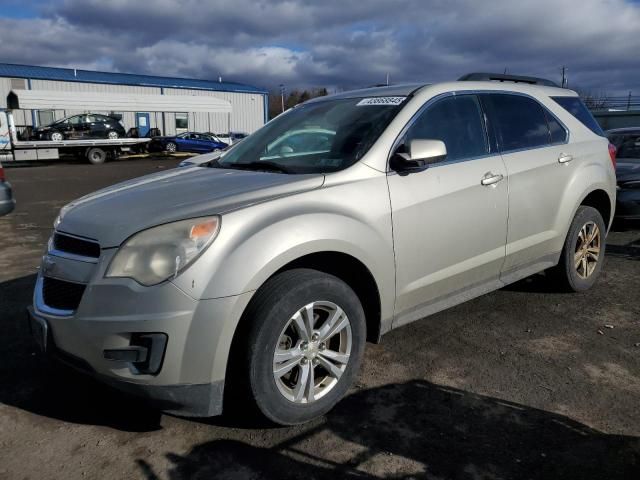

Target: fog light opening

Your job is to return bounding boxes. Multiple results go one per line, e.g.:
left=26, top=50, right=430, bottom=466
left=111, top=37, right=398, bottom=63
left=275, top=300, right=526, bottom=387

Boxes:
left=103, top=333, right=167, bottom=375
left=131, top=333, right=167, bottom=375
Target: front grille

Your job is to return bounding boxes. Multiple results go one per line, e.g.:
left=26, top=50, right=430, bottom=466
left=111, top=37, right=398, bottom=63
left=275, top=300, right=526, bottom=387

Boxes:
left=53, top=232, right=100, bottom=258
left=42, top=277, right=86, bottom=312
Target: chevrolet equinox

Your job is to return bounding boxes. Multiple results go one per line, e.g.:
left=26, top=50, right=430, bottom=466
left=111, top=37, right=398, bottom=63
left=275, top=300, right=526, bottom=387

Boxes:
left=29, top=73, right=617, bottom=425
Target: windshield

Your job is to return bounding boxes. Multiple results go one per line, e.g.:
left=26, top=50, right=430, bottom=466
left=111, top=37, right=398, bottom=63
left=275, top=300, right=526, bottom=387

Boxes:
left=216, top=97, right=405, bottom=174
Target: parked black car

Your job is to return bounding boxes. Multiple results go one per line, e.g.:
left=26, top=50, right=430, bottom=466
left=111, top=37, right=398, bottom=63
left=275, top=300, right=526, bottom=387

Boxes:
left=32, top=114, right=126, bottom=141
left=0, top=160, right=15, bottom=216
left=606, top=128, right=640, bottom=221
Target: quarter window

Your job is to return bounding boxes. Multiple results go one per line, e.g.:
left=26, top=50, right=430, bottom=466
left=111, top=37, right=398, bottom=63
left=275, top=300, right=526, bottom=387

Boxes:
left=545, top=110, right=568, bottom=144
left=552, top=97, right=604, bottom=137
left=405, top=95, right=488, bottom=161
left=483, top=94, right=550, bottom=151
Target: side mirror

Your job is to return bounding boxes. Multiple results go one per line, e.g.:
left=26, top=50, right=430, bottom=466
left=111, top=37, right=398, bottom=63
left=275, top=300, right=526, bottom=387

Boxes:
left=392, top=139, right=447, bottom=171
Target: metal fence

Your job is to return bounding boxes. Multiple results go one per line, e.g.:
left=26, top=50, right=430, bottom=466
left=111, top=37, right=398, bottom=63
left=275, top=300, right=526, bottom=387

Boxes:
left=582, top=94, right=640, bottom=111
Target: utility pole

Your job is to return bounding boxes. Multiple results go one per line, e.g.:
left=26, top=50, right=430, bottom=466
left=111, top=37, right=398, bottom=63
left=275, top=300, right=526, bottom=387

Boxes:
left=279, top=84, right=285, bottom=113
left=386, top=72, right=390, bottom=86
left=627, top=91, right=632, bottom=111
left=561, top=66, right=568, bottom=88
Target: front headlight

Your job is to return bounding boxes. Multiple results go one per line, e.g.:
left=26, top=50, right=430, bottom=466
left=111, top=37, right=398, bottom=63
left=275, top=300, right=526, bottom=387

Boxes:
left=105, top=216, right=220, bottom=286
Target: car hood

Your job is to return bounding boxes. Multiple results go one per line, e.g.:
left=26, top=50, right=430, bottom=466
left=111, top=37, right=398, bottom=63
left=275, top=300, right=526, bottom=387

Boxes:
left=57, top=167, right=325, bottom=247
left=616, top=159, right=640, bottom=183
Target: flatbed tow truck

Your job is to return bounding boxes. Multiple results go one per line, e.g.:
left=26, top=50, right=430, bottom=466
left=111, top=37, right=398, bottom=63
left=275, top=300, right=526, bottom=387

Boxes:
left=0, top=89, right=233, bottom=164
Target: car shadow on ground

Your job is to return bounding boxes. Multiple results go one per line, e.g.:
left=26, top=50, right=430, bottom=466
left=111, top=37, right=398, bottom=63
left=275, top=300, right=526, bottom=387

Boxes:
left=138, top=380, right=640, bottom=480
left=0, top=274, right=162, bottom=432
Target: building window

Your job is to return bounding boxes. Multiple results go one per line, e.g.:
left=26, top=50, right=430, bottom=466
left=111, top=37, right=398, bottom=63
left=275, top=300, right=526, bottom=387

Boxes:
left=175, top=113, right=188, bottom=133
left=10, top=78, right=25, bottom=90
left=37, top=110, right=55, bottom=127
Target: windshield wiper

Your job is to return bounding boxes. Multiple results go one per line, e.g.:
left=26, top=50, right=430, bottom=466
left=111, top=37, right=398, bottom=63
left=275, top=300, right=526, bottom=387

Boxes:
left=224, top=161, right=293, bottom=174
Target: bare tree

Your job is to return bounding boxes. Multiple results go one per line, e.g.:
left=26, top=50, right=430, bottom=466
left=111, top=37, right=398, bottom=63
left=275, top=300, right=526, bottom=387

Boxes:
left=575, top=88, right=611, bottom=110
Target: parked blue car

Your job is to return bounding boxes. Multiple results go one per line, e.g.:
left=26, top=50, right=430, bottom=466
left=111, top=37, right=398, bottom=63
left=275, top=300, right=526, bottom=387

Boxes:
left=149, top=132, right=228, bottom=153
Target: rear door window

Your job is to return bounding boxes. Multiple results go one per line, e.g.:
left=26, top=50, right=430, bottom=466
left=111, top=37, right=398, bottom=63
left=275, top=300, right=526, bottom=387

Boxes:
left=482, top=94, right=551, bottom=152
left=551, top=96, right=605, bottom=137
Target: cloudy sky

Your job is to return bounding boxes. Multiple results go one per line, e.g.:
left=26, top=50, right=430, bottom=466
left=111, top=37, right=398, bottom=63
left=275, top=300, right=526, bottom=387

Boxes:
left=1, top=0, right=639, bottom=93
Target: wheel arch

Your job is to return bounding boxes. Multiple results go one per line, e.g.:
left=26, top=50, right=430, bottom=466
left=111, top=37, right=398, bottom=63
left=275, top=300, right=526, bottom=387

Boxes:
left=579, top=189, right=613, bottom=230
left=222, top=250, right=384, bottom=414
left=273, top=251, right=383, bottom=343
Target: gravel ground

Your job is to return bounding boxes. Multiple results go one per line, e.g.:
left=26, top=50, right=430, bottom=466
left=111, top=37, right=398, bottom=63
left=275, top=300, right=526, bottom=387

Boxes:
left=0, top=157, right=639, bottom=480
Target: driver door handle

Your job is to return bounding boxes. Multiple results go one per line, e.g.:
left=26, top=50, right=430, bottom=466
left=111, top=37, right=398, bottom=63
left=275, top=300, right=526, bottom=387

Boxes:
left=558, top=153, right=573, bottom=164
left=481, top=172, right=504, bottom=186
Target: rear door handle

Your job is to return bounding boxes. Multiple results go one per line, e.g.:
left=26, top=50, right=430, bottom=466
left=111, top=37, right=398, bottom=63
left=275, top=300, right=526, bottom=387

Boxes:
left=558, top=153, right=573, bottom=164
left=481, top=173, right=504, bottom=186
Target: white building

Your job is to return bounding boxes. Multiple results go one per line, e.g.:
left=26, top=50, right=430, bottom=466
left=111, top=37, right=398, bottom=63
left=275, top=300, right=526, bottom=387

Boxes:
left=0, top=63, right=268, bottom=137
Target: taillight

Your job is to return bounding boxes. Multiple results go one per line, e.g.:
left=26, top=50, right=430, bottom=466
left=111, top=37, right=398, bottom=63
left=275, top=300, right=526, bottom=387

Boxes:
left=0, top=166, right=5, bottom=182
left=608, top=143, right=617, bottom=169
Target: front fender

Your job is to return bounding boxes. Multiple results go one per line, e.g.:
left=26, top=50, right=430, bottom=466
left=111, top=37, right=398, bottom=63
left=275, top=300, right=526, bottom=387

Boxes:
left=171, top=171, right=395, bottom=318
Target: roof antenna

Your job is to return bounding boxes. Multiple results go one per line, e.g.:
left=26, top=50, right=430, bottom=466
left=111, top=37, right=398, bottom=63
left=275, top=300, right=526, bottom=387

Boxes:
left=218, top=76, right=222, bottom=83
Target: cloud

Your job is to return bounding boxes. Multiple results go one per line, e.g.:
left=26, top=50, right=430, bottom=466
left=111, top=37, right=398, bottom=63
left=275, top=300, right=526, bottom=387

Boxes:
left=0, top=0, right=638, bottom=93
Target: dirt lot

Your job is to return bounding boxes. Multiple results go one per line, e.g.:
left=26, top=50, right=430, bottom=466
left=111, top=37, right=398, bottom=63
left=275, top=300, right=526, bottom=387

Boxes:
left=0, top=158, right=639, bottom=480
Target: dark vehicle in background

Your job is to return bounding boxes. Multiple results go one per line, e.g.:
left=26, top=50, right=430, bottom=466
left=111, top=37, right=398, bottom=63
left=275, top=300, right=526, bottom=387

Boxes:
left=606, top=128, right=640, bottom=221
left=148, top=132, right=228, bottom=153
left=0, top=160, right=15, bottom=216
left=32, top=114, right=126, bottom=141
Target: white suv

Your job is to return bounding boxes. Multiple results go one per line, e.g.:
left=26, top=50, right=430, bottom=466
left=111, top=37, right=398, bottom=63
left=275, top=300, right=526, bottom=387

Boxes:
left=30, top=73, right=616, bottom=425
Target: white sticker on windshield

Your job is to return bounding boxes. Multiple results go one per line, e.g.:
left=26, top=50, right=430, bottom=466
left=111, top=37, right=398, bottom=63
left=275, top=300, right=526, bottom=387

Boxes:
left=356, top=97, right=405, bottom=106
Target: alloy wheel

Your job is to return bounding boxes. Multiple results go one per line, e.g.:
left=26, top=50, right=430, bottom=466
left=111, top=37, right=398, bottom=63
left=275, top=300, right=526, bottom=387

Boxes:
left=272, top=301, right=352, bottom=404
left=574, top=221, right=601, bottom=279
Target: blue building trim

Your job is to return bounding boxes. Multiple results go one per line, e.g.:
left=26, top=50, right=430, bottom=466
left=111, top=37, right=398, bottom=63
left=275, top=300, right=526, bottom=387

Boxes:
left=27, top=78, right=37, bottom=127
left=263, top=93, right=269, bottom=124
left=0, top=62, right=267, bottom=95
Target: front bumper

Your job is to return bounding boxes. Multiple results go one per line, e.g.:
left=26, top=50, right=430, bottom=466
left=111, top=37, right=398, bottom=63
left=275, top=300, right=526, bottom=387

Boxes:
left=0, top=181, right=15, bottom=216
left=615, top=188, right=640, bottom=220
left=28, top=304, right=225, bottom=416
left=30, top=253, right=253, bottom=416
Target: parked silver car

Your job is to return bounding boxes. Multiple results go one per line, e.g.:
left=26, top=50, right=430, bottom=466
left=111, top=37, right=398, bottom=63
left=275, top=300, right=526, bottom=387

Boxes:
left=29, top=74, right=616, bottom=425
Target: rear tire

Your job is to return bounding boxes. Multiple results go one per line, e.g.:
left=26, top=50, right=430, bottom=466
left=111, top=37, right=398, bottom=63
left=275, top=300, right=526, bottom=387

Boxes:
left=165, top=142, right=177, bottom=153
left=239, top=269, right=366, bottom=425
left=548, top=206, right=606, bottom=292
left=107, top=131, right=119, bottom=140
left=86, top=147, right=107, bottom=165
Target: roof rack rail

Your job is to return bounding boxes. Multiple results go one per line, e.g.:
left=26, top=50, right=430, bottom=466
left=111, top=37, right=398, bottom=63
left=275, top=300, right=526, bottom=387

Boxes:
left=458, top=72, right=558, bottom=88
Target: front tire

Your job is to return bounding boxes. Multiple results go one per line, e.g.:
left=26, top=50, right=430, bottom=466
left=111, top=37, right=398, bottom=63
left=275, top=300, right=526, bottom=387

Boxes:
left=241, top=269, right=366, bottom=425
left=549, top=206, right=606, bottom=292
left=49, top=131, right=64, bottom=141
